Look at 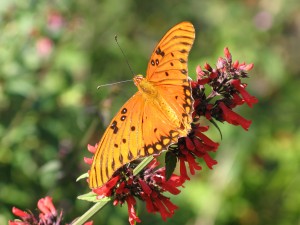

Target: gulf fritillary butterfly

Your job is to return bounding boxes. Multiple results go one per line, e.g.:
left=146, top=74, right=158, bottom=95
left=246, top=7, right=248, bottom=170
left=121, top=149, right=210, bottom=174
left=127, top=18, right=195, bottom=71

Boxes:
left=89, top=21, right=195, bottom=189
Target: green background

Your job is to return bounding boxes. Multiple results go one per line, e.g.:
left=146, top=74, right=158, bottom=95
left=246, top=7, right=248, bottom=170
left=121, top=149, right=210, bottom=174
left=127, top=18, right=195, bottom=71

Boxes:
left=1, top=0, right=299, bottom=224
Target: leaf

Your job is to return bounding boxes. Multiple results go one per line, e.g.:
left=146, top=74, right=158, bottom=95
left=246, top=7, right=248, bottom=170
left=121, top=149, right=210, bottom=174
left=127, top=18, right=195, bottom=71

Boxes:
left=165, top=151, right=177, bottom=180
left=77, top=191, right=111, bottom=203
left=76, top=172, right=89, bottom=182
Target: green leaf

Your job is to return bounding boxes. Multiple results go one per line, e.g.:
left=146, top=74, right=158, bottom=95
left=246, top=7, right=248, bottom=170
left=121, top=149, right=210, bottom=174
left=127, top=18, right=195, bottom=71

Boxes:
left=77, top=191, right=111, bottom=203
left=76, top=172, right=89, bottom=182
left=165, top=151, right=177, bottom=180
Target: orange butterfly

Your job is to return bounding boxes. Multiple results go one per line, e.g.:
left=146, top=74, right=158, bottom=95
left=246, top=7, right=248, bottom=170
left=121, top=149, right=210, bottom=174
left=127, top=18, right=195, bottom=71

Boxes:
left=89, top=21, right=195, bottom=189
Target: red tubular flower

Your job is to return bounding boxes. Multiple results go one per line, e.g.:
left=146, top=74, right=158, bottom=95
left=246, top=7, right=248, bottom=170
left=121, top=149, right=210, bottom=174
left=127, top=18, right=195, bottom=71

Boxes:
left=84, top=222, right=94, bottom=225
left=185, top=137, right=195, bottom=150
left=231, top=79, right=258, bottom=107
left=179, top=157, right=190, bottom=181
left=152, top=196, right=173, bottom=221
left=240, top=63, right=254, bottom=71
left=87, top=144, right=97, bottom=153
left=84, top=157, right=93, bottom=165
left=232, top=93, right=244, bottom=105
left=196, top=65, right=205, bottom=77
left=10, top=196, right=95, bottom=225
left=11, top=207, right=31, bottom=220
left=202, top=153, right=218, bottom=169
left=224, top=47, right=232, bottom=62
left=9, top=222, right=26, bottom=225
left=233, top=60, right=240, bottom=69
left=160, top=195, right=178, bottom=213
left=126, top=196, right=141, bottom=225
left=204, top=62, right=212, bottom=71
left=216, top=57, right=225, bottom=69
left=219, top=102, right=252, bottom=130
left=92, top=175, right=120, bottom=198
left=139, top=179, right=152, bottom=195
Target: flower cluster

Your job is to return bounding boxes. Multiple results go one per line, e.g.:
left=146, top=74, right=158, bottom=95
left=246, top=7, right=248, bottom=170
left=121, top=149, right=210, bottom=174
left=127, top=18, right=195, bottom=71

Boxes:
left=86, top=148, right=184, bottom=224
left=85, top=48, right=258, bottom=225
left=173, top=47, right=258, bottom=181
left=9, top=196, right=92, bottom=225
left=193, top=47, right=257, bottom=130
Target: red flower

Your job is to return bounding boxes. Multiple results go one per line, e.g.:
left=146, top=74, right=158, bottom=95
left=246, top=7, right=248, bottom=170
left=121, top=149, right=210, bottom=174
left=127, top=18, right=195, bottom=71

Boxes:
left=89, top=156, right=184, bottom=225
left=219, top=102, right=252, bottom=130
left=92, top=175, right=120, bottom=199
left=231, top=79, right=258, bottom=107
left=47, top=11, right=64, bottom=33
left=168, top=124, right=218, bottom=182
left=36, top=37, right=53, bottom=58
left=224, top=47, right=232, bottom=62
left=9, top=196, right=92, bottom=225
left=9, top=196, right=61, bottom=225
left=126, top=196, right=141, bottom=225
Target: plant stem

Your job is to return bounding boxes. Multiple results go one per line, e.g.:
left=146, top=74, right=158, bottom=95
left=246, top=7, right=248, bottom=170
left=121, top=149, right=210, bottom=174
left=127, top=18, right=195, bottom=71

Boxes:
left=72, top=200, right=108, bottom=225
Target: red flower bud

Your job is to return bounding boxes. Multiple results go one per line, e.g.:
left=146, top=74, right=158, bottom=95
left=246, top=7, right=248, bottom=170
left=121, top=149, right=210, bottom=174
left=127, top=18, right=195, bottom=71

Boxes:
left=233, top=60, right=239, bottom=69
left=224, top=47, right=232, bottom=62
left=204, top=62, right=212, bottom=71
left=84, top=157, right=93, bottom=165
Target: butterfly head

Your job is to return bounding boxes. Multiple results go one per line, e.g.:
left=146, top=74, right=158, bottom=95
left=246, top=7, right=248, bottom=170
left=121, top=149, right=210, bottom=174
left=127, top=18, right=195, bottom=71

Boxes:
left=133, top=74, right=144, bottom=86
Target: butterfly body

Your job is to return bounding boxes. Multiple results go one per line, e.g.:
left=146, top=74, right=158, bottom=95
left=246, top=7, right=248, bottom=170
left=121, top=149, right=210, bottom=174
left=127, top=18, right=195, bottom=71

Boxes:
left=89, top=22, right=195, bottom=189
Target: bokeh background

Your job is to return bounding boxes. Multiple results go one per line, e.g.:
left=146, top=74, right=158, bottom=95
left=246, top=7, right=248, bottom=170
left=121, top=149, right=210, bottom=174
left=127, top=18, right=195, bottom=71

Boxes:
left=1, top=0, right=300, bottom=224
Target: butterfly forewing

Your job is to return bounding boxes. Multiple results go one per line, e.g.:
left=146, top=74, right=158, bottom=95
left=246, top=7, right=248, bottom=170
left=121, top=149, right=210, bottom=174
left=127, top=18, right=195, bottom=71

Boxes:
left=146, top=21, right=195, bottom=82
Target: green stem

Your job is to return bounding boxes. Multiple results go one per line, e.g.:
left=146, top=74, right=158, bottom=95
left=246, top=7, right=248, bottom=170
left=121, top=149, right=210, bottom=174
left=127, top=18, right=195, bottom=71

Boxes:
left=72, top=156, right=154, bottom=224
left=72, top=200, right=108, bottom=225
left=133, top=156, right=154, bottom=175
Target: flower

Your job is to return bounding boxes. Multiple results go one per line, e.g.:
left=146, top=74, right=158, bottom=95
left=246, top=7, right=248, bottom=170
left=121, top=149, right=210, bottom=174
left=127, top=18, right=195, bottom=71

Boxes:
left=231, top=79, right=258, bottom=107
left=218, top=101, right=252, bottom=130
left=9, top=196, right=92, bottom=225
left=88, top=156, right=184, bottom=225
left=191, top=47, right=257, bottom=129
left=9, top=196, right=62, bottom=225
left=169, top=124, right=218, bottom=181
left=47, top=11, right=64, bottom=33
left=36, top=37, right=53, bottom=58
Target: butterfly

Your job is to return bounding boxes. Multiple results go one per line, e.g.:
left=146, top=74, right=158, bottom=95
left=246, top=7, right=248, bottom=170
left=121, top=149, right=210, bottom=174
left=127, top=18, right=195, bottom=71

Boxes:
left=89, top=21, right=195, bottom=189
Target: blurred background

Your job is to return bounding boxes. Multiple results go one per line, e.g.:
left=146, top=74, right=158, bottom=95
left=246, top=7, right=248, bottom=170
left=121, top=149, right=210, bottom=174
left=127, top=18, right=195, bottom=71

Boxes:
left=0, top=0, right=299, bottom=224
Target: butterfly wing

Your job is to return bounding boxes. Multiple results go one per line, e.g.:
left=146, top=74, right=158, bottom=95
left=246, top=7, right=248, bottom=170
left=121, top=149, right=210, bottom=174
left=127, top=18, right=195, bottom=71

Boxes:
left=142, top=21, right=195, bottom=148
left=89, top=93, right=146, bottom=188
left=89, top=92, right=183, bottom=188
left=146, top=21, right=195, bottom=82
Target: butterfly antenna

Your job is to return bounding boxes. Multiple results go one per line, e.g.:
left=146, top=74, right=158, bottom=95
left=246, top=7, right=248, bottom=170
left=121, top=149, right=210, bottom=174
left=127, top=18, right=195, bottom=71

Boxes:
left=115, top=35, right=135, bottom=77
left=97, top=79, right=132, bottom=89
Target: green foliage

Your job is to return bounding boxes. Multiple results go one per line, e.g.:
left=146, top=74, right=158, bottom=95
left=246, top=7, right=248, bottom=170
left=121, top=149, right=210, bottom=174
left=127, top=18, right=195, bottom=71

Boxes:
left=1, top=0, right=299, bottom=224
